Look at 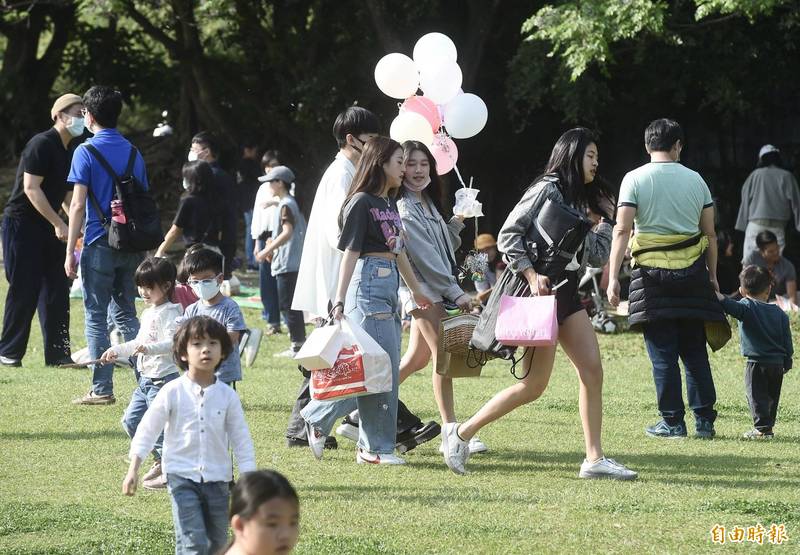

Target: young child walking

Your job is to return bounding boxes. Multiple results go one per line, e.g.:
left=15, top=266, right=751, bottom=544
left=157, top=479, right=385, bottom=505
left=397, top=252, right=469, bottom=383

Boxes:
left=255, top=165, right=307, bottom=357
left=222, top=470, right=300, bottom=555
left=717, top=265, right=793, bottom=439
left=101, top=257, right=183, bottom=490
left=123, top=316, right=256, bottom=555
left=182, top=247, right=248, bottom=386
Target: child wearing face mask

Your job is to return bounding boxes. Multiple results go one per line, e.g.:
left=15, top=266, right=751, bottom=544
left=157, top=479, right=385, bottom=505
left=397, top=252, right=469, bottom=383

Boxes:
left=155, top=160, right=222, bottom=258
left=222, top=470, right=301, bottom=555
left=100, top=257, right=183, bottom=490
left=181, top=248, right=247, bottom=387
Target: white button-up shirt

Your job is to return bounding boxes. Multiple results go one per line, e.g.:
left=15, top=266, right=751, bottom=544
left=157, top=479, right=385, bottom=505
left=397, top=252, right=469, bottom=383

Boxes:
left=292, top=152, right=355, bottom=318
left=129, top=375, right=256, bottom=483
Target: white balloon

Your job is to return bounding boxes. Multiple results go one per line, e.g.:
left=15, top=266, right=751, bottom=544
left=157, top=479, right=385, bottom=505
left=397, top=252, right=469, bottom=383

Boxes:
left=413, top=32, right=457, bottom=65
left=443, top=93, right=488, bottom=139
left=419, top=61, right=462, bottom=106
left=390, top=112, right=435, bottom=146
left=374, top=53, right=419, bottom=99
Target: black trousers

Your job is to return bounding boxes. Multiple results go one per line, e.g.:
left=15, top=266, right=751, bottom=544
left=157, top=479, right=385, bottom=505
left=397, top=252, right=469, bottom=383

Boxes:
left=745, top=361, right=785, bottom=432
left=275, top=271, right=306, bottom=348
left=0, top=216, right=70, bottom=364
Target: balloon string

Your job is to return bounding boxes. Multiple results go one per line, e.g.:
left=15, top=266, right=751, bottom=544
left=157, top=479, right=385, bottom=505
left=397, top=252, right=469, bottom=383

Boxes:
left=453, top=164, right=467, bottom=188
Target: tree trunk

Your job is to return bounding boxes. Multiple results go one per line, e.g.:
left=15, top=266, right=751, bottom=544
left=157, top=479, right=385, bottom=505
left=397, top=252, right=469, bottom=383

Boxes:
left=0, top=1, right=76, bottom=159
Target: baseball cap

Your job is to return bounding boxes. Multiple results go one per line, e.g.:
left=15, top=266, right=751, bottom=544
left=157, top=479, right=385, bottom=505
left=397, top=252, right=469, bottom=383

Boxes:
left=759, top=144, right=779, bottom=159
left=50, top=93, right=83, bottom=120
left=259, top=165, right=295, bottom=184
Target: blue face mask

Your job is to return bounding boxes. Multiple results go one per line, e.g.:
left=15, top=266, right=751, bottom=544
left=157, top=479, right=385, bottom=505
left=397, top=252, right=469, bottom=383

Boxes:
left=66, top=115, right=85, bottom=137
left=189, top=276, right=221, bottom=301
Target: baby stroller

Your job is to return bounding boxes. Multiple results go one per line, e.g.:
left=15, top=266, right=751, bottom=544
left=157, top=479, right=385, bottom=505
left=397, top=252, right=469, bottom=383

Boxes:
left=578, top=261, right=631, bottom=334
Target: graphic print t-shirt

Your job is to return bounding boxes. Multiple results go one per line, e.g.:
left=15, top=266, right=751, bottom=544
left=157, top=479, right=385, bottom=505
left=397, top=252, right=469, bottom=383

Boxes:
left=338, top=192, right=404, bottom=255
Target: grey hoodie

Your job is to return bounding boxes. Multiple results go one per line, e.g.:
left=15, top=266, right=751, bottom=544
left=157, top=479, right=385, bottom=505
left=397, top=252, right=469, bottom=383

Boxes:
left=397, top=187, right=466, bottom=303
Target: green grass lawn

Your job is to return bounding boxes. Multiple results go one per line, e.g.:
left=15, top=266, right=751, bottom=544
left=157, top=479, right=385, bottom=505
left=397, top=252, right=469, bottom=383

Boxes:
left=0, top=277, right=798, bottom=554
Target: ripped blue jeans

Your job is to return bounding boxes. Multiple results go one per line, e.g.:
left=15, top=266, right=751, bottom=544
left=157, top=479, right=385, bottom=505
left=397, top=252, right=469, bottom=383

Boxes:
left=300, top=256, right=401, bottom=454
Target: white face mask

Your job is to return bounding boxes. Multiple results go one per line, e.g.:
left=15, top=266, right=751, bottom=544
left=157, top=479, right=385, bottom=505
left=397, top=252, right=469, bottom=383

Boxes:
left=189, top=276, right=221, bottom=301
left=182, top=179, right=190, bottom=190
left=187, top=150, right=199, bottom=162
left=66, top=115, right=85, bottom=137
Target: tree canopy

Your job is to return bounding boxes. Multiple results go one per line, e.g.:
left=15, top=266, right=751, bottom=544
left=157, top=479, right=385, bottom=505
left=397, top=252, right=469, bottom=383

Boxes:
left=2, top=0, right=799, bottom=236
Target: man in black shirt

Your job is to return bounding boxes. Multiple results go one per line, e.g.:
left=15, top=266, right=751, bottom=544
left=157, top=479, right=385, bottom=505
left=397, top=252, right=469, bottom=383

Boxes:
left=189, top=132, right=237, bottom=280
left=0, top=93, right=85, bottom=367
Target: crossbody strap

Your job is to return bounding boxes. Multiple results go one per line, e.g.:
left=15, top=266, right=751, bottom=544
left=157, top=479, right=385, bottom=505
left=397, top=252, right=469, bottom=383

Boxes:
left=83, top=144, right=138, bottom=225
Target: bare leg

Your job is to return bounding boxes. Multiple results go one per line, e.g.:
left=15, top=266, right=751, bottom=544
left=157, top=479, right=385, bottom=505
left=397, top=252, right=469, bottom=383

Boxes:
left=458, top=343, right=557, bottom=440
left=399, top=305, right=456, bottom=422
left=399, top=318, right=429, bottom=382
left=558, top=310, right=604, bottom=461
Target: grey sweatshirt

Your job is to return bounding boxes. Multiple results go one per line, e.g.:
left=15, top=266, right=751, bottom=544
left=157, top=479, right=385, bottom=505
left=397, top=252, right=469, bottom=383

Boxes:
left=735, top=166, right=800, bottom=231
left=397, top=187, right=466, bottom=303
left=498, top=176, right=612, bottom=276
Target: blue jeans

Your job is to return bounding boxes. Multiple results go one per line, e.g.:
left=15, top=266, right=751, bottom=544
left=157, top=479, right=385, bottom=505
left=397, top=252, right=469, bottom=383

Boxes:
left=80, top=236, right=142, bottom=396
left=301, top=256, right=401, bottom=454
left=243, top=211, right=256, bottom=268
left=642, top=318, right=717, bottom=426
left=121, top=372, right=180, bottom=459
left=257, top=239, right=280, bottom=327
left=166, top=474, right=230, bottom=555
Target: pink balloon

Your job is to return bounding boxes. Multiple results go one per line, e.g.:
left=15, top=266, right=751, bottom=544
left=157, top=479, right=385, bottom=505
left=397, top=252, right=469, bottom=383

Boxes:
left=401, top=96, right=441, bottom=133
left=430, top=134, right=458, bottom=175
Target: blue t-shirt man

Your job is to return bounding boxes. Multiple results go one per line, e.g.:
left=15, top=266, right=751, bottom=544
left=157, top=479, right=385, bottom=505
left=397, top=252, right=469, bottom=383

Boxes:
left=65, top=86, right=147, bottom=405
left=68, top=128, right=149, bottom=245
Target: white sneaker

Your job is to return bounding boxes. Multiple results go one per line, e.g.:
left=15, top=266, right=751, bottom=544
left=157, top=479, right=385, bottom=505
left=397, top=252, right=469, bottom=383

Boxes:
left=442, top=422, right=470, bottom=475
left=579, top=456, right=638, bottom=481
left=356, top=448, right=406, bottom=465
left=71, top=347, right=91, bottom=364
left=305, top=421, right=326, bottom=460
left=335, top=422, right=359, bottom=443
left=438, top=436, right=489, bottom=455
left=243, top=328, right=262, bottom=367
left=273, top=348, right=296, bottom=358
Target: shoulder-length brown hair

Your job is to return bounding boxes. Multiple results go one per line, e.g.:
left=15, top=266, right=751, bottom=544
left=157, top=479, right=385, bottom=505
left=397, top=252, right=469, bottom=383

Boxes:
left=339, top=136, right=402, bottom=228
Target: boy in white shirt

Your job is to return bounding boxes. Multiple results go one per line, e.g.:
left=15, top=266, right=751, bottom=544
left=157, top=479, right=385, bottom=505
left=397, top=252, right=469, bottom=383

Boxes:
left=123, top=316, right=256, bottom=555
left=101, top=257, right=183, bottom=490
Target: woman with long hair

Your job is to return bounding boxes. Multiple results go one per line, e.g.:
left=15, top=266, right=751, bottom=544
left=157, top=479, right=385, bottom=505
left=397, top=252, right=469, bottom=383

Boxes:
left=300, top=136, right=432, bottom=465
left=441, top=128, right=637, bottom=480
left=155, top=160, right=221, bottom=257
left=396, top=141, right=488, bottom=454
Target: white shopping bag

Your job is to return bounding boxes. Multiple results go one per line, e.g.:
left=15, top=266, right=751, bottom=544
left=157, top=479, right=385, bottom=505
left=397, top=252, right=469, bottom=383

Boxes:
left=293, top=323, right=344, bottom=370
left=310, top=316, right=393, bottom=401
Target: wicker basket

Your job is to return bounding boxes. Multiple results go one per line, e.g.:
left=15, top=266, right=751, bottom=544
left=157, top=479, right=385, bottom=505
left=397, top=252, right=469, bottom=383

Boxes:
left=441, top=314, right=479, bottom=355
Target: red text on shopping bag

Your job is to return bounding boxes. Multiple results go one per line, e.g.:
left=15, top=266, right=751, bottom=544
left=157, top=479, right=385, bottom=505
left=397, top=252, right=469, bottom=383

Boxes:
left=310, top=345, right=367, bottom=400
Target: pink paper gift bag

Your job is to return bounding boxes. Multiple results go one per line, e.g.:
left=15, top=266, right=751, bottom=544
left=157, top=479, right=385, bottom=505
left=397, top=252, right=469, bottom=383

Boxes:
left=494, top=294, right=558, bottom=347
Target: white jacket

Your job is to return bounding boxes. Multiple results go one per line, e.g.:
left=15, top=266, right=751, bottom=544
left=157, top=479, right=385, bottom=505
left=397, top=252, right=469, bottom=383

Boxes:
left=251, top=183, right=277, bottom=240
left=292, top=152, right=355, bottom=318
left=113, top=302, right=183, bottom=378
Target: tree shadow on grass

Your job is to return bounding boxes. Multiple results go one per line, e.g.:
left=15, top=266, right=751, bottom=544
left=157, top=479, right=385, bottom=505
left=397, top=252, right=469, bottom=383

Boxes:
left=0, top=429, right=121, bottom=441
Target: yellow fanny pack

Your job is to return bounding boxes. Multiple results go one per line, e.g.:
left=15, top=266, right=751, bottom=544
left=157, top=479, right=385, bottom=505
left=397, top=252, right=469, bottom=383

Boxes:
left=629, top=232, right=708, bottom=269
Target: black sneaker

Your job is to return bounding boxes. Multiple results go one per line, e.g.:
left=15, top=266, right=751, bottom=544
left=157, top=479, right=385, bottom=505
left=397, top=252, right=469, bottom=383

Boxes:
left=396, top=421, right=441, bottom=454
left=695, top=418, right=716, bottom=439
left=645, top=419, right=687, bottom=438
left=285, top=436, right=338, bottom=449
left=0, top=355, right=21, bottom=367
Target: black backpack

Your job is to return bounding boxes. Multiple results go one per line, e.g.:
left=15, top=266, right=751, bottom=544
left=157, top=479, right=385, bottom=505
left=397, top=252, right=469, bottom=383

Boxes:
left=85, top=144, right=163, bottom=252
